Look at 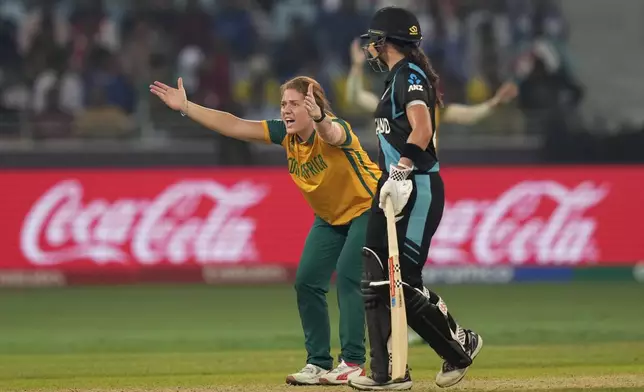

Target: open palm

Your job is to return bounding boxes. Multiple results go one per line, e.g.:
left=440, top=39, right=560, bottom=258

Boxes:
left=493, top=81, right=519, bottom=105
left=150, top=78, right=187, bottom=112
left=350, top=38, right=366, bottom=66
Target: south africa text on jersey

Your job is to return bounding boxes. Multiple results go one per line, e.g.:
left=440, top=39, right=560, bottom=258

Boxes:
left=288, top=154, right=329, bottom=179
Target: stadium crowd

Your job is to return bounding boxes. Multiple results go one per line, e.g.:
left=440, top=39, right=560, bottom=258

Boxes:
left=0, top=0, right=586, bottom=143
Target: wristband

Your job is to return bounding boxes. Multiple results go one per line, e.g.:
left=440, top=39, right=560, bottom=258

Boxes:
left=314, top=111, right=326, bottom=123
left=180, top=101, right=189, bottom=117
left=401, top=143, right=425, bottom=167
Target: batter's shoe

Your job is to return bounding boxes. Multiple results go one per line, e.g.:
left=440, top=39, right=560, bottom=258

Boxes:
left=319, top=359, right=366, bottom=385
left=435, top=330, right=483, bottom=388
left=286, top=364, right=329, bottom=386
left=349, top=369, right=412, bottom=391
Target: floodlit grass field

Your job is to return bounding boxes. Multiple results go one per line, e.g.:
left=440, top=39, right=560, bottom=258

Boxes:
left=1, top=283, right=643, bottom=391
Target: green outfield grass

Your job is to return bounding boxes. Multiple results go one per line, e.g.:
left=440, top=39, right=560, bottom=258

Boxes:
left=0, top=283, right=643, bottom=391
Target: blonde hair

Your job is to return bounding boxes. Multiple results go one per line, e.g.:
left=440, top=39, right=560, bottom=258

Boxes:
left=280, top=76, right=334, bottom=115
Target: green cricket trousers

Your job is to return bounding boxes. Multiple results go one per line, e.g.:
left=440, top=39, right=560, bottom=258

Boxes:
left=295, top=210, right=369, bottom=370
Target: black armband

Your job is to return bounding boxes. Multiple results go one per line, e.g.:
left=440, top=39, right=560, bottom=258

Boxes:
left=401, top=143, right=425, bottom=166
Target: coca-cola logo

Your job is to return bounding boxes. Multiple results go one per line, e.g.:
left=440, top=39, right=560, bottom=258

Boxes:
left=430, top=181, right=608, bottom=265
left=21, top=179, right=269, bottom=266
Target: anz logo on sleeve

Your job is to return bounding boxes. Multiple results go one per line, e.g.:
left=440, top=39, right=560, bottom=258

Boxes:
left=408, top=73, right=423, bottom=92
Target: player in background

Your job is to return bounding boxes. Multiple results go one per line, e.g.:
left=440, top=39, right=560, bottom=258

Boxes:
left=346, top=38, right=517, bottom=346
left=348, top=7, right=483, bottom=391
left=150, top=76, right=380, bottom=386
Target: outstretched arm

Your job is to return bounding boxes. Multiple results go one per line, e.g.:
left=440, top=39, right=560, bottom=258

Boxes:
left=150, top=78, right=267, bottom=143
left=345, top=39, right=380, bottom=113
left=442, top=81, right=518, bottom=125
left=182, top=102, right=267, bottom=142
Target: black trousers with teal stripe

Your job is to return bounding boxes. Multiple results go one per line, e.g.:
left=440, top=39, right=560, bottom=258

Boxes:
left=365, top=171, right=444, bottom=288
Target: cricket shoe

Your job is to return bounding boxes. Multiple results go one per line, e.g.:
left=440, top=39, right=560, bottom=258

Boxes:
left=285, top=364, right=329, bottom=386
left=348, top=370, right=412, bottom=391
left=319, top=359, right=366, bottom=385
left=435, top=330, right=483, bottom=388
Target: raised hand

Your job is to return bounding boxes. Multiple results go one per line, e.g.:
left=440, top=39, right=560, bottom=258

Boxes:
left=150, top=78, right=188, bottom=112
left=305, top=83, right=323, bottom=121
left=491, top=81, right=519, bottom=106
left=350, top=38, right=366, bottom=66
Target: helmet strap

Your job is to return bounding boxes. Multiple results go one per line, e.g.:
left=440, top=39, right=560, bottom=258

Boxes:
left=367, top=56, right=389, bottom=73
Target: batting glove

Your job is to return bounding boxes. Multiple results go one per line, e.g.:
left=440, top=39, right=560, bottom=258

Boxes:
left=379, top=163, right=413, bottom=221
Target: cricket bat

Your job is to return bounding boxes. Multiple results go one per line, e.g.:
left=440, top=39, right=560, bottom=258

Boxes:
left=383, top=196, right=408, bottom=381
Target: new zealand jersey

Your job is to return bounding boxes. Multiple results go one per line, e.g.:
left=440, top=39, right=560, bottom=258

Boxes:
left=373, top=59, right=439, bottom=174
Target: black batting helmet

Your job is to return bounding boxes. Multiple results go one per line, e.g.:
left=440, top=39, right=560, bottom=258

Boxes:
left=361, top=6, right=422, bottom=44
left=360, top=6, right=422, bottom=72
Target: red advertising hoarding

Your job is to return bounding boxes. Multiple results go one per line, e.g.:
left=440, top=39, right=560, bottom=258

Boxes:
left=0, top=166, right=642, bottom=284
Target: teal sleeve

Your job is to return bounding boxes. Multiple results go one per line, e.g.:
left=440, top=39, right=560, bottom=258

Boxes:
left=265, top=119, right=287, bottom=145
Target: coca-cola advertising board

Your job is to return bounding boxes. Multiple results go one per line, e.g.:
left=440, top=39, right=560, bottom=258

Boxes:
left=0, top=166, right=643, bottom=284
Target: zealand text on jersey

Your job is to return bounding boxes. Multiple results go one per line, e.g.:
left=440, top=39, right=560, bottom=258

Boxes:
left=375, top=118, right=391, bottom=135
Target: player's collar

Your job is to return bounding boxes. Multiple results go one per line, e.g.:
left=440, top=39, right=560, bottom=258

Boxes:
left=385, top=58, right=409, bottom=84
left=296, top=129, right=316, bottom=145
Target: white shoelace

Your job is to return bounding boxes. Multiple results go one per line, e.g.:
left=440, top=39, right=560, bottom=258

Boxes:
left=329, top=361, right=352, bottom=373
left=301, top=364, right=321, bottom=374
